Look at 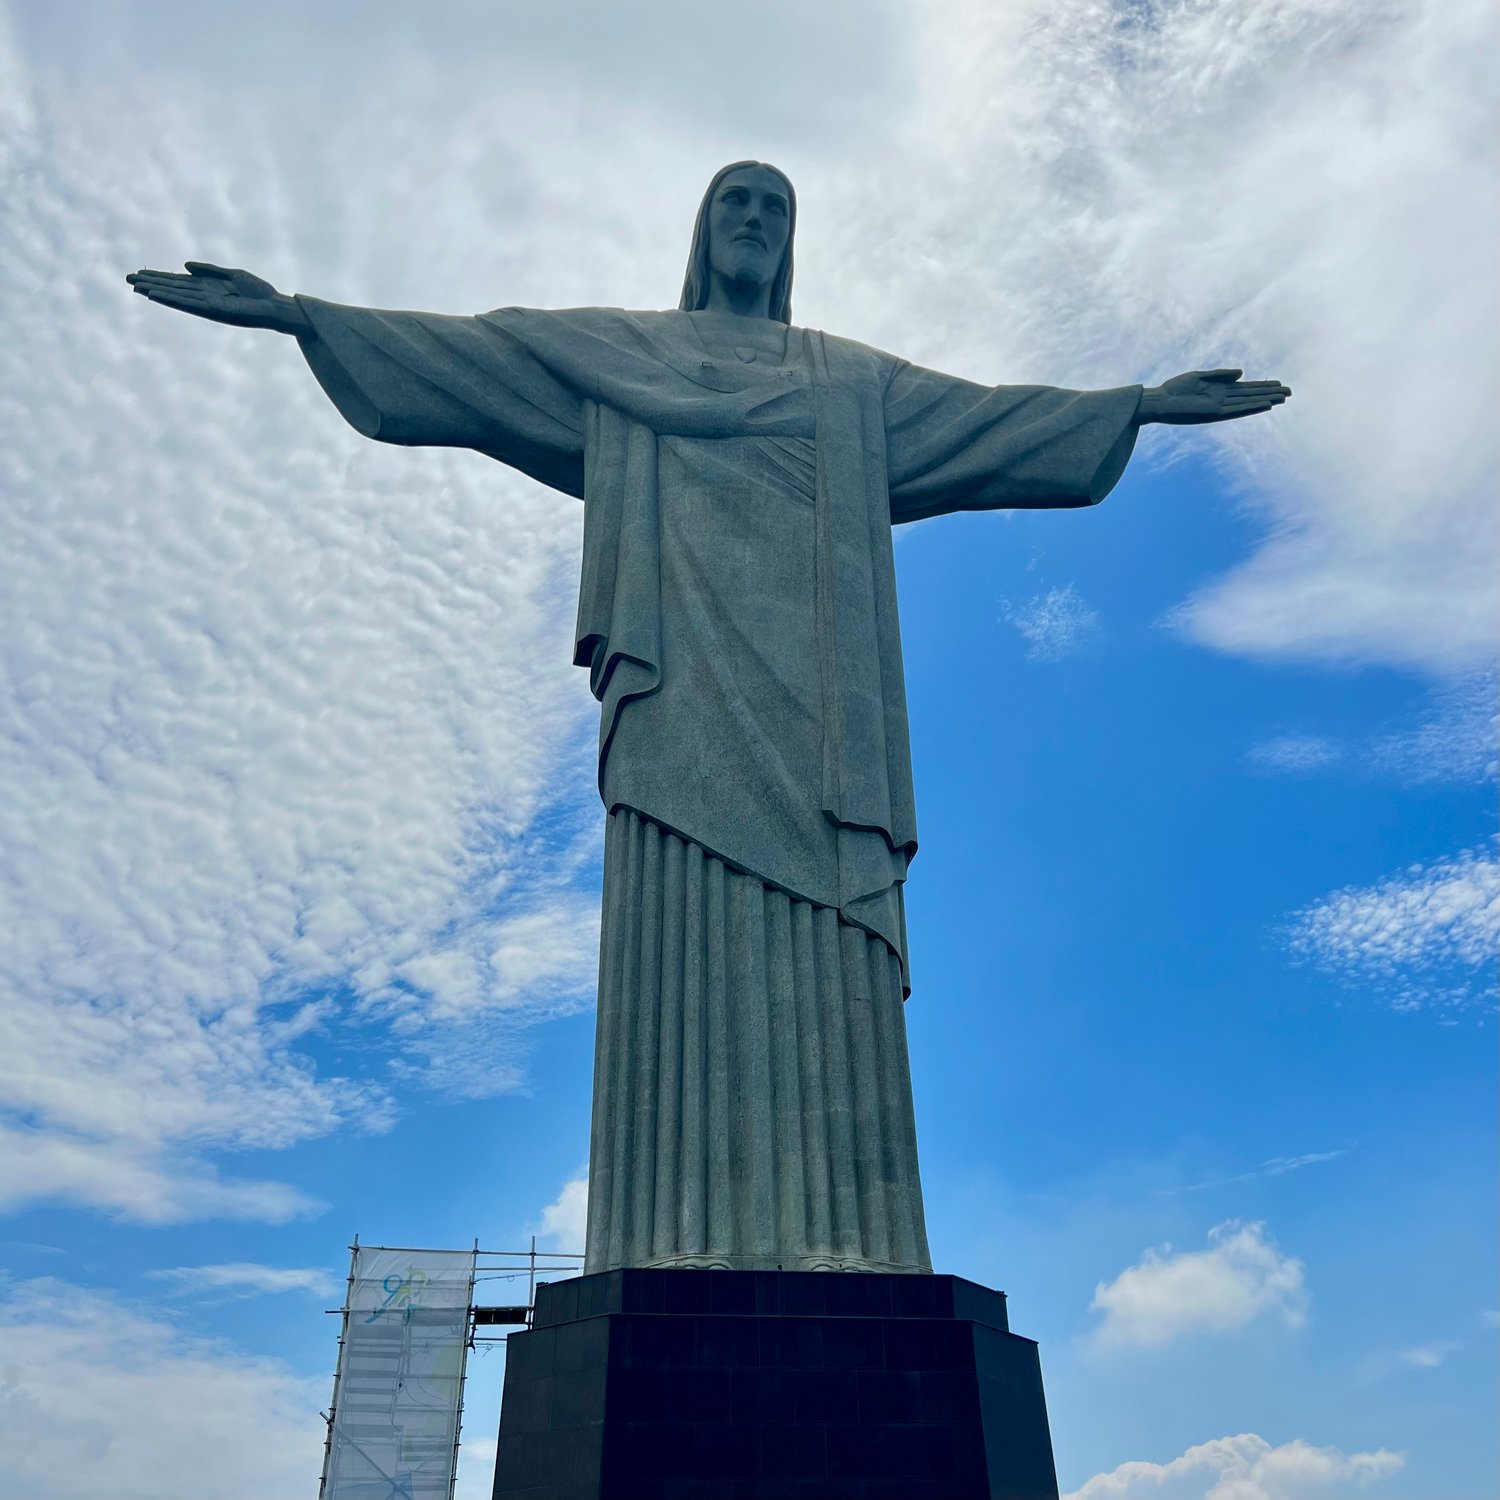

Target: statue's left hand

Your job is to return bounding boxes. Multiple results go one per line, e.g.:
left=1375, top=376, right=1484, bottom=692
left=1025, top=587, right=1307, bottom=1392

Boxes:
left=1137, top=369, right=1291, bottom=425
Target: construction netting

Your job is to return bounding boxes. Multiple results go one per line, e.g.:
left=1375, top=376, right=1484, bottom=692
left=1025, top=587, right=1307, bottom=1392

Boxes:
left=321, top=1245, right=477, bottom=1500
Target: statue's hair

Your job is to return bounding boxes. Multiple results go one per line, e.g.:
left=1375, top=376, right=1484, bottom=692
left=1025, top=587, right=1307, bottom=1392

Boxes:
left=679, top=160, right=796, bottom=325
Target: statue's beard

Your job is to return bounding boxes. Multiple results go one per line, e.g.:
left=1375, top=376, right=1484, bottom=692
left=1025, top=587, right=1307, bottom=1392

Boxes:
left=713, top=245, right=777, bottom=289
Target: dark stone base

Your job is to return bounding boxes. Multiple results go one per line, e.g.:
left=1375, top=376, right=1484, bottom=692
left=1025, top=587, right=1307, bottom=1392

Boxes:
left=491, top=1268, right=1059, bottom=1500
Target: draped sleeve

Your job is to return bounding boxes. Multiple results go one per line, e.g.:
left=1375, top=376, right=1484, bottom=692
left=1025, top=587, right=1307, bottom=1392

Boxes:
left=882, top=359, right=1143, bottom=523
left=293, top=298, right=587, bottom=498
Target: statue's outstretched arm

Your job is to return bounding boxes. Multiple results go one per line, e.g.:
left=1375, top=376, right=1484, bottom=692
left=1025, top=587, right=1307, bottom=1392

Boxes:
left=126, top=263, right=311, bottom=335
left=127, top=271, right=587, bottom=491
left=1136, top=368, right=1291, bottom=425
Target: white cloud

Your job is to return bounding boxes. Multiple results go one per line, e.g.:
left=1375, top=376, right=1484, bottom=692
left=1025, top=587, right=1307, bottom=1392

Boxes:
left=0, top=1277, right=324, bottom=1500
left=455, top=1434, right=500, bottom=1500
left=1358, top=1338, right=1462, bottom=1383
left=1249, top=675, right=1497, bottom=784
left=1246, top=735, right=1343, bottom=775
left=1172, top=1150, right=1347, bottom=1195
left=1395, top=1341, right=1455, bottom=1369
left=0, top=1124, right=321, bottom=1224
left=538, top=1172, right=590, bottom=1252
left=1286, top=845, right=1499, bottom=976
left=1368, top=674, right=1499, bottom=785
left=1089, top=1221, right=1307, bottom=1350
left=1256, top=1152, right=1343, bottom=1179
left=394, top=893, right=603, bottom=1028
left=1066, top=1432, right=1403, bottom=1500
left=1002, top=584, right=1101, bottom=661
left=147, top=1262, right=338, bottom=1297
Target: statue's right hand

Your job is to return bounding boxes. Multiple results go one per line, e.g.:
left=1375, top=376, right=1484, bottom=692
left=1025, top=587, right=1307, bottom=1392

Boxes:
left=126, top=262, right=309, bottom=333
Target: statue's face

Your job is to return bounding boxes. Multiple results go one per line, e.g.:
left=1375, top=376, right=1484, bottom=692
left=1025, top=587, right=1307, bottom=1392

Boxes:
left=705, top=166, right=791, bottom=296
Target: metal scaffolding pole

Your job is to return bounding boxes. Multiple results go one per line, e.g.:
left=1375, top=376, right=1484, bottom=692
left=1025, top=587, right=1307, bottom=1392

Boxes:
left=317, top=1234, right=358, bottom=1500
left=446, top=1239, right=479, bottom=1500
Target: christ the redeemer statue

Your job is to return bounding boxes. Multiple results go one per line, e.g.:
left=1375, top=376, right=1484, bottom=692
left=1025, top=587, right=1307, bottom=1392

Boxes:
left=129, top=161, right=1289, bottom=1278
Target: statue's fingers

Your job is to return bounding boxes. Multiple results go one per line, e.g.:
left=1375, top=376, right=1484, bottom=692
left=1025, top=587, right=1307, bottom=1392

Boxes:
left=129, top=270, right=199, bottom=291
left=133, top=284, right=199, bottom=303
left=137, top=285, right=210, bottom=309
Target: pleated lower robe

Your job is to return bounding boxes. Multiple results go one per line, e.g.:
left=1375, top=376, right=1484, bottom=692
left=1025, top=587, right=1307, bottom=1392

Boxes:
left=585, top=808, right=932, bottom=1274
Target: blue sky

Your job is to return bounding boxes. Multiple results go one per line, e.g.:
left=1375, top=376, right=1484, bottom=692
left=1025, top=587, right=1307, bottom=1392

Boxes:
left=0, top=2, right=1495, bottom=1497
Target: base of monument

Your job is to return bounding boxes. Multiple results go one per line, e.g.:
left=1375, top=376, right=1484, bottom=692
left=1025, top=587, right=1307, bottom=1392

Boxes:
left=490, top=1267, right=1060, bottom=1500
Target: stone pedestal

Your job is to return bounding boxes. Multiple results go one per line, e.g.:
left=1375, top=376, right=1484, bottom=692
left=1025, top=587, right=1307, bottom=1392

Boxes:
left=490, top=1267, right=1059, bottom=1500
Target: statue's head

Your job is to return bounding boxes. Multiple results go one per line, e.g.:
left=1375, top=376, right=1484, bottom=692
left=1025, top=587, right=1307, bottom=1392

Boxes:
left=679, top=161, right=796, bottom=324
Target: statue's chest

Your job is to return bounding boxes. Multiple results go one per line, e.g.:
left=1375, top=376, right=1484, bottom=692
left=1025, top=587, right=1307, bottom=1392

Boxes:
left=687, top=319, right=789, bottom=367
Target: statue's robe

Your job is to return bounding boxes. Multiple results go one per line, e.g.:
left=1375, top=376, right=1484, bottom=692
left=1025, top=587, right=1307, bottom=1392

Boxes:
left=294, top=299, right=1141, bottom=1272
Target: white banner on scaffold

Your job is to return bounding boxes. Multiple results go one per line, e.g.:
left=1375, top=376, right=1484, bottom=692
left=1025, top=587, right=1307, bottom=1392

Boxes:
left=322, top=1246, right=477, bottom=1500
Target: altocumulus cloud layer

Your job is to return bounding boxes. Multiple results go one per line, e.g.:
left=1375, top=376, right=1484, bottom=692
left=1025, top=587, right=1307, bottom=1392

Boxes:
left=1, top=0, right=1494, bottom=1231
left=1284, top=842, right=1498, bottom=1014
left=1, top=13, right=604, bottom=1220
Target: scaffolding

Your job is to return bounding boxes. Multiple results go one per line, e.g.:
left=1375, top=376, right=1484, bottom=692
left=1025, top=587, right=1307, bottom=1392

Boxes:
left=318, top=1238, right=583, bottom=1500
